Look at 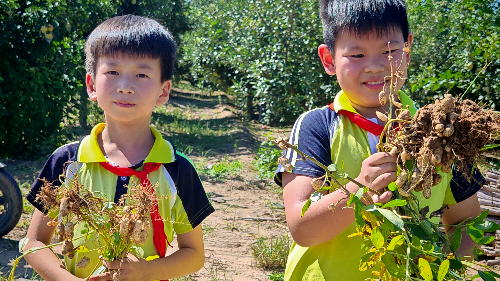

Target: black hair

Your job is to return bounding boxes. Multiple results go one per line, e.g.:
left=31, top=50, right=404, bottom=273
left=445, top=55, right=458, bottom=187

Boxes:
left=85, top=15, right=177, bottom=82
left=319, top=0, right=409, bottom=53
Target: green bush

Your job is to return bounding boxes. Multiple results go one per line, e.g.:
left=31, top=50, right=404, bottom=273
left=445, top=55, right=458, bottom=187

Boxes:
left=250, top=234, right=290, bottom=269
left=254, top=135, right=282, bottom=181
left=181, top=0, right=338, bottom=124
left=407, top=0, right=500, bottom=107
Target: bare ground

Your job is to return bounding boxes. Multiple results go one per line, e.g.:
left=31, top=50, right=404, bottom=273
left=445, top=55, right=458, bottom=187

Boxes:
left=0, top=96, right=290, bottom=280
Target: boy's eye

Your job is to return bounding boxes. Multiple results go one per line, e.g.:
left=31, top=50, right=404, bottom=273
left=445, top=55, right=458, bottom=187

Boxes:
left=137, top=74, right=149, bottom=78
left=105, top=71, right=118, bottom=75
left=383, top=49, right=398, bottom=55
left=350, top=54, right=364, bottom=58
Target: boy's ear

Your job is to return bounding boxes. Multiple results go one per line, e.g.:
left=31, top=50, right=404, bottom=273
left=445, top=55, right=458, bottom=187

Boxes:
left=86, top=73, right=97, bottom=100
left=405, top=33, right=413, bottom=63
left=318, top=44, right=336, bottom=75
left=156, top=80, right=171, bottom=105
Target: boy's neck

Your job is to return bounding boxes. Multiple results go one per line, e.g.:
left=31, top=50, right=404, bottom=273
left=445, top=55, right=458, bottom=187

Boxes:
left=98, top=121, right=155, bottom=167
left=350, top=102, right=397, bottom=126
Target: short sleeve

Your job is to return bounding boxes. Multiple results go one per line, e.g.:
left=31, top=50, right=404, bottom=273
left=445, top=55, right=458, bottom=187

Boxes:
left=25, top=143, right=78, bottom=213
left=168, top=152, right=215, bottom=234
left=274, top=107, right=336, bottom=186
left=447, top=165, right=485, bottom=204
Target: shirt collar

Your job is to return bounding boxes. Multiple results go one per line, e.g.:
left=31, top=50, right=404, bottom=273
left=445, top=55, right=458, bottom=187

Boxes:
left=77, top=123, right=175, bottom=164
left=332, top=90, right=417, bottom=115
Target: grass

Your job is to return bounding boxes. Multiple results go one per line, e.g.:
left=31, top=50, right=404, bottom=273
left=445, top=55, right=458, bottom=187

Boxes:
left=197, top=156, right=242, bottom=181
left=151, top=101, right=243, bottom=156
left=267, top=272, right=285, bottom=281
left=250, top=234, right=290, bottom=269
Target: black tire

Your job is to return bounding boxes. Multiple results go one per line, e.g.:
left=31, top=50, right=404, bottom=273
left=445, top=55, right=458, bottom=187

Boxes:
left=0, top=169, right=23, bottom=237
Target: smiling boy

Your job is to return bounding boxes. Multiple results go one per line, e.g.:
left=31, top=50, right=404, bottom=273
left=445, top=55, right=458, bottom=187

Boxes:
left=274, top=1, right=484, bottom=280
left=23, top=15, right=214, bottom=281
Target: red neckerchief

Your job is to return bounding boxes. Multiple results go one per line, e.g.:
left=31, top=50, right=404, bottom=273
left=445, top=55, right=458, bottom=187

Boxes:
left=328, top=103, right=384, bottom=135
left=100, top=162, right=173, bottom=263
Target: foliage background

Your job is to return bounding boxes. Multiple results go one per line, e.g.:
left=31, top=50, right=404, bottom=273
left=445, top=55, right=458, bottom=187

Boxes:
left=0, top=0, right=188, bottom=158
left=1, top=0, right=499, bottom=158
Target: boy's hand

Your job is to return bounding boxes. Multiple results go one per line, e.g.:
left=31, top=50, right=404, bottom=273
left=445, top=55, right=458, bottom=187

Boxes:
left=356, top=152, right=396, bottom=204
left=89, top=254, right=150, bottom=281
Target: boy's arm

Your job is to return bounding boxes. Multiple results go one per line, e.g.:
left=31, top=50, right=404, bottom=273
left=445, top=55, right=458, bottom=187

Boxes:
left=283, top=152, right=395, bottom=247
left=441, top=193, right=481, bottom=258
left=23, top=209, right=83, bottom=281
left=95, top=225, right=205, bottom=281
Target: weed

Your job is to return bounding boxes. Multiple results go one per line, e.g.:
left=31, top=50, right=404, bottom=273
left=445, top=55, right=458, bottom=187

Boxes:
left=207, top=265, right=233, bottom=281
left=172, top=275, right=197, bottom=281
left=267, top=272, right=285, bottom=281
left=250, top=234, right=290, bottom=269
left=254, top=132, right=282, bottom=181
left=223, top=209, right=239, bottom=232
left=202, top=222, right=218, bottom=236
left=200, top=156, right=242, bottom=181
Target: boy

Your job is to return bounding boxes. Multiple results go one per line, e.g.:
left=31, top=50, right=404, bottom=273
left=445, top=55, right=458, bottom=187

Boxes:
left=274, top=0, right=484, bottom=280
left=23, top=15, right=214, bottom=281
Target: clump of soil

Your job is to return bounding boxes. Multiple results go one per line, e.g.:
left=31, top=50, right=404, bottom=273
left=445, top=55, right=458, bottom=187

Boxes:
left=383, top=94, right=500, bottom=198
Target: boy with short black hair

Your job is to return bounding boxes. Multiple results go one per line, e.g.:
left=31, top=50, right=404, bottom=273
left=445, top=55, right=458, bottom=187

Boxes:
left=24, top=15, right=214, bottom=281
left=274, top=1, right=484, bottom=280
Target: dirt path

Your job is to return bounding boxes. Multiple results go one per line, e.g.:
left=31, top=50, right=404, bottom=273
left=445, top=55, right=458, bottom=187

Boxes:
left=0, top=95, right=290, bottom=280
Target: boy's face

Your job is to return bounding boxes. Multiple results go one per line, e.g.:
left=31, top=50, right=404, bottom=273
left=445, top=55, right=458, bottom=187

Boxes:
left=86, top=54, right=171, bottom=125
left=319, top=28, right=412, bottom=112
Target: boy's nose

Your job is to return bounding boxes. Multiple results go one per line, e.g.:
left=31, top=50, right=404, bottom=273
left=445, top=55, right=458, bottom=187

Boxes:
left=117, top=88, right=134, bottom=94
left=117, top=84, right=135, bottom=95
left=364, top=60, right=385, bottom=73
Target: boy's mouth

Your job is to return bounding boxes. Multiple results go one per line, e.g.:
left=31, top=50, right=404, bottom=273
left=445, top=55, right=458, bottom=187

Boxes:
left=115, top=101, right=135, bottom=108
left=362, top=80, right=387, bottom=90
left=364, top=81, right=385, bottom=85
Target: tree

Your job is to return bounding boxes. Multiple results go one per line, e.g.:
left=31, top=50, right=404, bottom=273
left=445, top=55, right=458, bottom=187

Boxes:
left=407, top=0, right=500, bottom=107
left=0, top=0, right=189, bottom=158
left=181, top=0, right=338, bottom=124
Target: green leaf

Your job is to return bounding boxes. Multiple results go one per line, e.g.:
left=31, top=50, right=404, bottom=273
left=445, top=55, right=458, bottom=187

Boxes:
left=387, top=235, right=405, bottom=251
left=423, top=243, right=434, bottom=253
left=481, top=144, right=500, bottom=150
left=130, top=245, right=145, bottom=258
left=473, top=220, right=500, bottom=232
left=412, top=235, right=421, bottom=249
left=354, top=201, right=365, bottom=226
left=371, top=227, right=384, bottom=249
left=437, top=259, right=449, bottom=281
left=18, top=237, right=29, bottom=253
left=364, top=204, right=377, bottom=212
left=327, top=164, right=339, bottom=172
left=477, top=235, right=495, bottom=245
left=470, top=210, right=489, bottom=225
left=113, top=231, right=120, bottom=244
left=466, top=225, right=484, bottom=243
left=359, top=251, right=376, bottom=271
left=346, top=193, right=357, bottom=207
left=478, top=270, right=498, bottom=281
left=418, top=258, right=433, bottom=281
left=75, top=246, right=89, bottom=253
left=381, top=253, right=406, bottom=279
left=451, top=227, right=462, bottom=252
left=382, top=199, right=407, bottom=208
left=377, top=208, right=404, bottom=230
left=301, top=199, right=312, bottom=217
left=387, top=182, right=398, bottom=192
left=448, top=259, right=463, bottom=270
